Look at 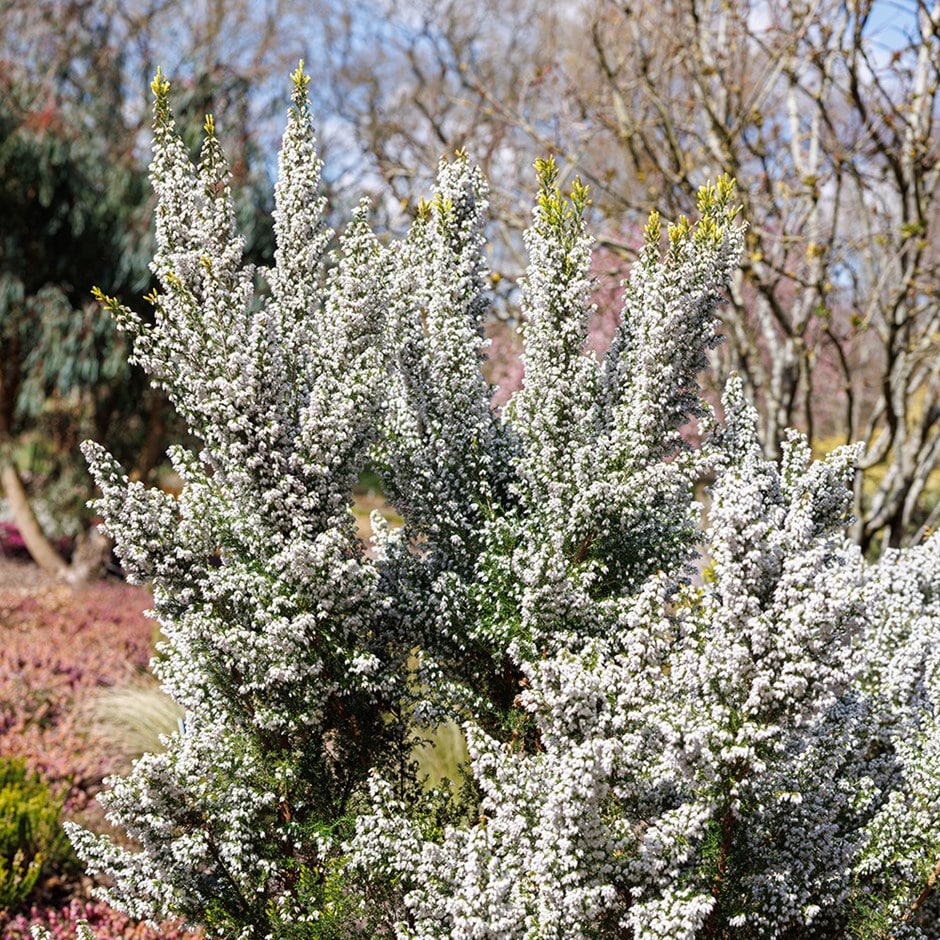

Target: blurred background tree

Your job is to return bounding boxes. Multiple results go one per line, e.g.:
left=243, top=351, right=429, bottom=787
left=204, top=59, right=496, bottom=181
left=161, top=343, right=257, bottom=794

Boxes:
left=0, top=0, right=287, bottom=578
left=0, top=2, right=152, bottom=578
left=1, top=0, right=938, bottom=566
left=318, top=0, right=940, bottom=551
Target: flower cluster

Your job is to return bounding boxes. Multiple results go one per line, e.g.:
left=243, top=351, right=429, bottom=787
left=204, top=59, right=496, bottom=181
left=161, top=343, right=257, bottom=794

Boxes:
left=77, top=65, right=399, bottom=938
left=71, top=65, right=940, bottom=940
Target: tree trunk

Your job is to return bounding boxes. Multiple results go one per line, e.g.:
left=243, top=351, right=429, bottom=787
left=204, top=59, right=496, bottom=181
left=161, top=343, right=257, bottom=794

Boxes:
left=0, top=459, right=68, bottom=576
left=0, top=460, right=113, bottom=584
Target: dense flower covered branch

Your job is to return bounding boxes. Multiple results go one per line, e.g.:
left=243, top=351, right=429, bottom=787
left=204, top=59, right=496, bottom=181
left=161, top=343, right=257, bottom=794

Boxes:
left=64, top=65, right=940, bottom=940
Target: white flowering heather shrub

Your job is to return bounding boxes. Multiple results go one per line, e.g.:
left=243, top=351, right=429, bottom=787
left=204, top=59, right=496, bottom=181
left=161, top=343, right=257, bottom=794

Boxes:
left=70, top=66, right=940, bottom=940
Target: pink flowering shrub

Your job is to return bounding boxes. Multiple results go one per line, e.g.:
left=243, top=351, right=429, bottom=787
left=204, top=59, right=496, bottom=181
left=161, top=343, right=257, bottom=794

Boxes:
left=4, top=899, right=197, bottom=939
left=0, top=523, right=71, bottom=561
left=0, top=579, right=153, bottom=811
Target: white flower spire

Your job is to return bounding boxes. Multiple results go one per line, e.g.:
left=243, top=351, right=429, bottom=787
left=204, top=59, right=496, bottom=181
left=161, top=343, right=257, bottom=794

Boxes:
left=76, top=66, right=396, bottom=939
left=73, top=66, right=940, bottom=940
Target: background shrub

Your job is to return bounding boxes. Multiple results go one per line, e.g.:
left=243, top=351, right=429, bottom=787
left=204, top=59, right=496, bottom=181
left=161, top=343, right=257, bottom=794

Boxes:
left=0, top=757, right=74, bottom=913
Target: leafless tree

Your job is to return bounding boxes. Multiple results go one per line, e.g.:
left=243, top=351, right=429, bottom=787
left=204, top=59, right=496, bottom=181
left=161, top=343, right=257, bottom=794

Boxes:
left=323, top=0, right=940, bottom=550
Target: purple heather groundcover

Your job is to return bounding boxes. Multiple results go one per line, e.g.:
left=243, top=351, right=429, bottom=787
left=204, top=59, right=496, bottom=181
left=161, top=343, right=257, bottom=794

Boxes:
left=0, top=563, right=201, bottom=939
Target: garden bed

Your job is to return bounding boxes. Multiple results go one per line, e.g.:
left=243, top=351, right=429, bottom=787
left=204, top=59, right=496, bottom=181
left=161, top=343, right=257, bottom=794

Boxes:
left=0, top=558, right=200, bottom=938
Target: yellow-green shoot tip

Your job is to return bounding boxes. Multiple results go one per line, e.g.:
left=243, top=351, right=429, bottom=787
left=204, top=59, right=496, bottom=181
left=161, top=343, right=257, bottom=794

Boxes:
left=290, top=61, right=311, bottom=93
left=151, top=67, right=170, bottom=98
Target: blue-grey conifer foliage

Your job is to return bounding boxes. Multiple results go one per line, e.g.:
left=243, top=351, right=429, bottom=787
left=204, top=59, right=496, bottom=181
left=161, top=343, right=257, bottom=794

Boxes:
left=68, top=65, right=940, bottom=940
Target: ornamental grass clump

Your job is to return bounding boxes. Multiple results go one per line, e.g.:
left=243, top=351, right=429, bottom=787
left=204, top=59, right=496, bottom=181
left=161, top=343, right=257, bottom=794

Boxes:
left=69, top=65, right=940, bottom=939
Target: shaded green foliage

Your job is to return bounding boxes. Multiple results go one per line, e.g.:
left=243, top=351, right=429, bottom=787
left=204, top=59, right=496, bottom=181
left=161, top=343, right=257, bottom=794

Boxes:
left=0, top=80, right=154, bottom=536
left=0, top=62, right=277, bottom=543
left=0, top=758, right=74, bottom=913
